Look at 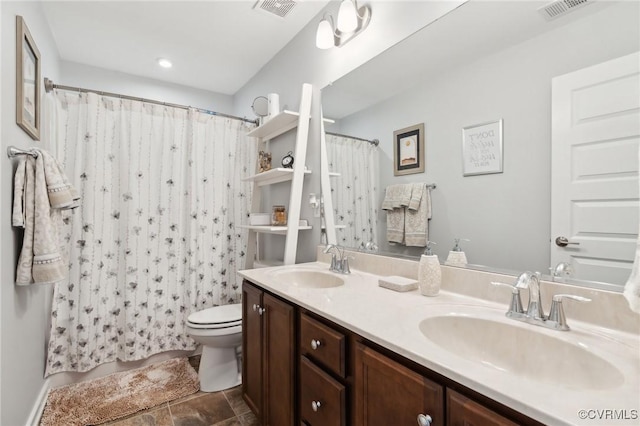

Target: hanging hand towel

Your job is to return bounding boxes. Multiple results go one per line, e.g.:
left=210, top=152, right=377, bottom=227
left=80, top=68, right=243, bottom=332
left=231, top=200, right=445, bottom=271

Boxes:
left=381, top=184, right=413, bottom=211
left=405, top=184, right=432, bottom=247
left=13, top=151, right=73, bottom=285
left=37, top=149, right=80, bottom=210
left=408, top=183, right=423, bottom=211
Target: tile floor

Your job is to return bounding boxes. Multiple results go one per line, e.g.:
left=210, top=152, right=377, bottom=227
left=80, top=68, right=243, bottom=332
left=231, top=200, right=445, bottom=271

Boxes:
left=103, top=356, right=258, bottom=426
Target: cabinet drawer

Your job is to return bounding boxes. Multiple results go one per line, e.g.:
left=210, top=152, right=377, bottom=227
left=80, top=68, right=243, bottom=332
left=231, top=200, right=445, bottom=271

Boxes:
left=300, top=313, right=346, bottom=377
left=447, top=389, right=518, bottom=426
left=300, top=356, right=346, bottom=426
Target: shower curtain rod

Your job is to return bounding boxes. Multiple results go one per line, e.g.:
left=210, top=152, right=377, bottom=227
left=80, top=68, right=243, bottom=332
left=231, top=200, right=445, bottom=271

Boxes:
left=326, top=131, right=379, bottom=146
left=44, top=78, right=259, bottom=125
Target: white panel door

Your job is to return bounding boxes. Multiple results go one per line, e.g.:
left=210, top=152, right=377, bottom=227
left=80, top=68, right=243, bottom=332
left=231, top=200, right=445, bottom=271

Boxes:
left=551, top=52, right=640, bottom=288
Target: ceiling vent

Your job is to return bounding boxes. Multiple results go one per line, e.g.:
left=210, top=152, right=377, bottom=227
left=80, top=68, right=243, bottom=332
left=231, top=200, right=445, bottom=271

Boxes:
left=538, top=0, right=592, bottom=20
left=254, top=0, right=297, bottom=18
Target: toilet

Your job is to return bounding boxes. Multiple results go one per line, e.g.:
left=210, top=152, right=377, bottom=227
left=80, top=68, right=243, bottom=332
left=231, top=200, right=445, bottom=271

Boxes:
left=186, top=303, right=242, bottom=392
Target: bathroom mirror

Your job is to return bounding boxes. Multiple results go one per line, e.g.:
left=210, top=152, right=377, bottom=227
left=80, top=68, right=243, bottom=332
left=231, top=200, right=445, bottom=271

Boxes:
left=321, top=0, right=640, bottom=291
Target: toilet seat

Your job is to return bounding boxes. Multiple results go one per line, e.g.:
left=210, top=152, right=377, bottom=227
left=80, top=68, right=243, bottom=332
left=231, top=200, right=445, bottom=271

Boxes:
left=187, top=304, right=242, bottom=330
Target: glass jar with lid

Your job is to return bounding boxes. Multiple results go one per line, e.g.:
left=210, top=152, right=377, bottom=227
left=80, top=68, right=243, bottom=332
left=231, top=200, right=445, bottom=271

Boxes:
left=272, top=205, right=287, bottom=226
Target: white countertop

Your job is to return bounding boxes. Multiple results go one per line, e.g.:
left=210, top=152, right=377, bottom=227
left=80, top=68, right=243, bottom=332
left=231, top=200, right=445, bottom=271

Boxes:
left=238, top=261, right=640, bottom=426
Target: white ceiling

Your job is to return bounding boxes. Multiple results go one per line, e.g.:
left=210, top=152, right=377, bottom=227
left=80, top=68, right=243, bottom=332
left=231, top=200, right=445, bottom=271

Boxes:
left=42, top=1, right=331, bottom=95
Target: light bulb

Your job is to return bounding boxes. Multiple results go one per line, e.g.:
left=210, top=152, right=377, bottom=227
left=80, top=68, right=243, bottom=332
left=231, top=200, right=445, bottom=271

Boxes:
left=315, top=19, right=334, bottom=49
left=337, top=0, right=358, bottom=33
left=157, top=58, right=173, bottom=68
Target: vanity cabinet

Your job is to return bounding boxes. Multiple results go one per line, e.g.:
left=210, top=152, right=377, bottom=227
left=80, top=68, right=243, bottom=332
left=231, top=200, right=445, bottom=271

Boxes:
left=447, top=389, right=518, bottom=426
left=242, top=279, right=541, bottom=426
left=242, top=281, right=295, bottom=426
left=299, top=312, right=348, bottom=425
left=354, top=342, right=444, bottom=426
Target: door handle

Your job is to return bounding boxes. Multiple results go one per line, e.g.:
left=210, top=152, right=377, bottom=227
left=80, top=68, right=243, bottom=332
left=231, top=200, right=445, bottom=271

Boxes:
left=555, top=236, right=580, bottom=247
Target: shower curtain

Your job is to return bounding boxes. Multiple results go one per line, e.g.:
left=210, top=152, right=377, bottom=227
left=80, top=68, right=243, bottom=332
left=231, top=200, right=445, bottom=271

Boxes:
left=45, top=91, right=254, bottom=376
left=326, top=134, right=379, bottom=249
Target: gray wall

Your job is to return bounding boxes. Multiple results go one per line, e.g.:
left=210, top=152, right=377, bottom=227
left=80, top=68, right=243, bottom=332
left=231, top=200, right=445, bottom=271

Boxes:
left=59, top=61, right=234, bottom=113
left=1, top=2, right=61, bottom=424
left=233, top=0, right=464, bottom=263
left=336, top=2, right=640, bottom=272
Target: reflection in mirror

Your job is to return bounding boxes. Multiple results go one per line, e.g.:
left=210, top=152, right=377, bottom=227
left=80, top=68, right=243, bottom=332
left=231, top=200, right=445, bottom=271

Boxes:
left=325, top=133, right=379, bottom=249
left=321, top=1, right=640, bottom=291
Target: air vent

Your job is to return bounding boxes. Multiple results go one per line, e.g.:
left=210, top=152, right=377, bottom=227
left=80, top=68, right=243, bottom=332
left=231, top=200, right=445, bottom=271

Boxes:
left=254, top=0, right=297, bottom=18
left=538, top=0, right=591, bottom=20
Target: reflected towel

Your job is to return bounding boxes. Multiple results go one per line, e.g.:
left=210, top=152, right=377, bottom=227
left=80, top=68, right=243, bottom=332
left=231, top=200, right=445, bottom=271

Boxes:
left=386, top=208, right=405, bottom=244
left=405, top=184, right=432, bottom=247
left=382, top=184, right=412, bottom=211
left=408, top=183, right=423, bottom=211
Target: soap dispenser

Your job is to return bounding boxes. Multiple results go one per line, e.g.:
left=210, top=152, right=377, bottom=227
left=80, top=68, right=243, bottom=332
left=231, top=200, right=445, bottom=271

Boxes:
left=445, top=238, right=469, bottom=266
left=419, top=241, right=441, bottom=297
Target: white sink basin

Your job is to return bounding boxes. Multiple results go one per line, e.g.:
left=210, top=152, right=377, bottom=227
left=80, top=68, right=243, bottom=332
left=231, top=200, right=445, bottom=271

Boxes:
left=273, top=269, right=345, bottom=288
left=419, top=314, right=624, bottom=390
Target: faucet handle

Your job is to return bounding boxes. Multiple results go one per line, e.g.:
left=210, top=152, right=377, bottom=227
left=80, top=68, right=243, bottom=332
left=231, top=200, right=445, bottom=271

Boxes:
left=340, top=255, right=354, bottom=274
left=548, top=294, right=591, bottom=331
left=491, top=282, right=525, bottom=316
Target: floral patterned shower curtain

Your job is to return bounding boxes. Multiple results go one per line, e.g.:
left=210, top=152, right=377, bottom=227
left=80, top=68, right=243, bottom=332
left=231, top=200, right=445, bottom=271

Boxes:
left=45, top=91, right=254, bottom=376
left=326, top=134, right=379, bottom=249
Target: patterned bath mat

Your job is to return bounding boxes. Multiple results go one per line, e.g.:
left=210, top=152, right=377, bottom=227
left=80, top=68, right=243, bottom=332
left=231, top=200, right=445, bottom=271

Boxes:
left=40, top=357, right=200, bottom=425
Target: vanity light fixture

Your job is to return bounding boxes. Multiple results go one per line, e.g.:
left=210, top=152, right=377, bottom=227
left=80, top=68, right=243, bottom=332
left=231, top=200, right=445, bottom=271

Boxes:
left=157, top=58, right=173, bottom=69
left=315, top=0, right=371, bottom=49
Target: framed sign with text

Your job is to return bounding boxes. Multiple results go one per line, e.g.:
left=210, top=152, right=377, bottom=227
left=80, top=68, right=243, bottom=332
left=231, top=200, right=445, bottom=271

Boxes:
left=462, top=119, right=503, bottom=176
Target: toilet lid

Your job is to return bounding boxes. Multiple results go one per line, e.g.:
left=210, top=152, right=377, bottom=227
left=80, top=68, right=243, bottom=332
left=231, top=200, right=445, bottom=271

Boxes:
left=187, top=303, right=242, bottom=326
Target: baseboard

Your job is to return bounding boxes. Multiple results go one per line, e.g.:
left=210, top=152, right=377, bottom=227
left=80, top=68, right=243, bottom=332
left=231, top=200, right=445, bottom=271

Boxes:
left=25, top=379, right=49, bottom=426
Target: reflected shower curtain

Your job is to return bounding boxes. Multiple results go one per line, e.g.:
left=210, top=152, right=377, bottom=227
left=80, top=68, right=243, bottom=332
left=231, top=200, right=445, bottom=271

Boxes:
left=326, top=134, right=379, bottom=248
left=45, top=91, right=254, bottom=375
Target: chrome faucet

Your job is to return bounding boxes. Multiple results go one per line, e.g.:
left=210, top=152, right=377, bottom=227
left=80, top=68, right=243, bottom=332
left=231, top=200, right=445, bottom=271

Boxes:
left=493, top=271, right=591, bottom=331
left=515, top=271, right=545, bottom=321
left=323, top=244, right=351, bottom=274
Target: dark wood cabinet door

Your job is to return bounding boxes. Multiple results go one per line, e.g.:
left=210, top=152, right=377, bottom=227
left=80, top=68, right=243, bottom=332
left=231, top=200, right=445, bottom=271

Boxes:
left=242, top=281, right=263, bottom=420
left=354, top=342, right=444, bottom=426
left=300, top=356, right=346, bottom=426
left=447, top=389, right=519, bottom=426
left=263, top=292, right=296, bottom=426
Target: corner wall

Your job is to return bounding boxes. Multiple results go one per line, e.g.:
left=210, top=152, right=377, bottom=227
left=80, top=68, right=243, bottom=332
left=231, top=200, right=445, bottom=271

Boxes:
left=1, top=2, right=61, bottom=424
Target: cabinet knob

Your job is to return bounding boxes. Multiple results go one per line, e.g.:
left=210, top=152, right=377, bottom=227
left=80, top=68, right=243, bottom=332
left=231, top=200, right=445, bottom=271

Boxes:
left=417, top=414, right=432, bottom=426
left=252, top=304, right=258, bottom=311
left=311, top=400, right=322, bottom=412
left=258, top=307, right=265, bottom=316
left=310, top=339, right=322, bottom=350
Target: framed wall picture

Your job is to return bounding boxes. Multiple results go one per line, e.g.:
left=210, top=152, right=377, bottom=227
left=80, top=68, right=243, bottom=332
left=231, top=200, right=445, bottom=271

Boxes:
left=393, top=123, right=425, bottom=176
left=16, top=16, right=41, bottom=141
left=462, top=119, right=503, bottom=176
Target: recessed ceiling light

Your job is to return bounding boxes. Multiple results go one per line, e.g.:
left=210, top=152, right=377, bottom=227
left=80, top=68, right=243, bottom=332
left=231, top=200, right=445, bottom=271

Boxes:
left=157, top=58, right=172, bottom=69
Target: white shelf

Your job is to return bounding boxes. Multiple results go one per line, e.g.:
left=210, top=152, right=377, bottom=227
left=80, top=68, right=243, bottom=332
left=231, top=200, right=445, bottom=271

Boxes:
left=322, top=224, right=347, bottom=230
left=240, top=225, right=313, bottom=235
left=247, top=110, right=301, bottom=140
left=243, top=167, right=311, bottom=186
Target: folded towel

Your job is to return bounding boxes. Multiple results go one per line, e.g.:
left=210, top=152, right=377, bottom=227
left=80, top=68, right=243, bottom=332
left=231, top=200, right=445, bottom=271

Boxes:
left=13, top=150, right=75, bottom=285
left=405, top=184, right=432, bottom=247
left=386, top=208, right=405, bottom=244
left=408, top=183, right=423, bottom=211
left=382, top=184, right=413, bottom=211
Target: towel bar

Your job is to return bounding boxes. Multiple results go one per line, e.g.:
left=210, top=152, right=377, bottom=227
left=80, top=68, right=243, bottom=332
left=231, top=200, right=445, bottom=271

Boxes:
left=7, top=146, right=38, bottom=158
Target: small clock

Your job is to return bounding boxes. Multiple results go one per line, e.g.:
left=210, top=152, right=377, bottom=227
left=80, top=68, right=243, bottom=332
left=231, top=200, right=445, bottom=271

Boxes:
left=281, top=151, right=294, bottom=168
